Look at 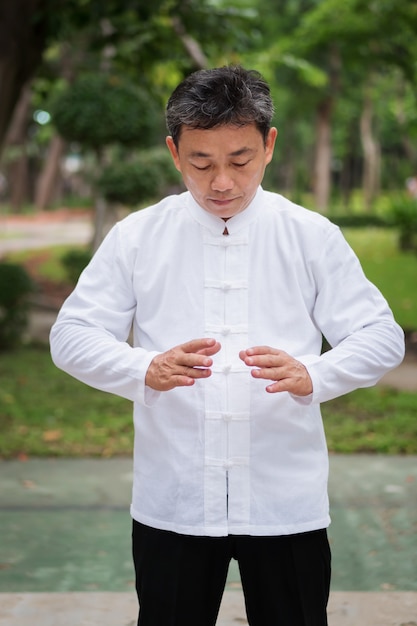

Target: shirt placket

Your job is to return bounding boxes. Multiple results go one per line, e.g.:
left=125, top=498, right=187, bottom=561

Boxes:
left=203, top=231, right=250, bottom=531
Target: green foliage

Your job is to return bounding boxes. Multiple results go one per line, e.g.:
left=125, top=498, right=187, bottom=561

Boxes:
left=291, top=0, right=417, bottom=80
left=51, top=74, right=161, bottom=150
left=342, top=228, right=417, bottom=330
left=61, top=249, right=92, bottom=284
left=1, top=346, right=416, bottom=458
left=5, top=246, right=83, bottom=284
left=384, top=194, right=417, bottom=252
left=330, top=215, right=388, bottom=228
left=323, top=386, right=417, bottom=454
left=0, top=263, right=34, bottom=351
left=0, top=345, right=132, bottom=458
left=96, top=147, right=181, bottom=205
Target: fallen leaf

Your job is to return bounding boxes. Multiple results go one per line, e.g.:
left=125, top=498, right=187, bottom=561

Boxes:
left=42, top=429, right=62, bottom=442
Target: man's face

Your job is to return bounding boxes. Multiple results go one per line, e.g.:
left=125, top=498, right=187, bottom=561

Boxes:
left=166, top=123, right=277, bottom=219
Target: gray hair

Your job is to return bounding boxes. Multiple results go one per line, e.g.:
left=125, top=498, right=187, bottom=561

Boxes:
left=166, top=66, right=274, bottom=147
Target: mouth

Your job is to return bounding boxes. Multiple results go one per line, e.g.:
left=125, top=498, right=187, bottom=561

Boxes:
left=209, top=197, right=237, bottom=207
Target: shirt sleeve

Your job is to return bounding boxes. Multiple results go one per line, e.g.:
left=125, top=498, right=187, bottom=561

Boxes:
left=49, top=223, right=160, bottom=406
left=294, top=226, right=405, bottom=405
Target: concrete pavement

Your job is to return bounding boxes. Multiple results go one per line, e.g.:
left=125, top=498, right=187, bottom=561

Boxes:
left=1, top=591, right=416, bottom=626
left=0, top=209, right=93, bottom=253
left=0, top=456, right=416, bottom=625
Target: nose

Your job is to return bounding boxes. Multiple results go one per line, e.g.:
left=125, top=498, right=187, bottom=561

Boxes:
left=211, top=170, right=233, bottom=193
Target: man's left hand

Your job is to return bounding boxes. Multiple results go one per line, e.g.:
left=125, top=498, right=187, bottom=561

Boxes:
left=239, top=346, right=313, bottom=396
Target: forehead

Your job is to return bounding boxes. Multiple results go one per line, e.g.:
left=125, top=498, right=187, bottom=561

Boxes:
left=177, top=123, right=263, bottom=154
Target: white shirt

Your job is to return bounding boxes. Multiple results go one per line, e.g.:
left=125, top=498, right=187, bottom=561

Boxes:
left=50, top=187, right=405, bottom=536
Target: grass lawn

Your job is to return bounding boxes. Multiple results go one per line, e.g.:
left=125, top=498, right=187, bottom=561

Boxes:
left=0, top=345, right=416, bottom=458
left=322, top=386, right=417, bottom=454
left=1, top=227, right=416, bottom=458
left=342, top=227, right=417, bottom=330
left=0, top=345, right=133, bottom=458
left=5, top=245, right=79, bottom=283
left=5, top=227, right=417, bottom=330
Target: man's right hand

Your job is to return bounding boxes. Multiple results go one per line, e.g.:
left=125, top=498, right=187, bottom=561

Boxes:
left=145, top=338, right=221, bottom=391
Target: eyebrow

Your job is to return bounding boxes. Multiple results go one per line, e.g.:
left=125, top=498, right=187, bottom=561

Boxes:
left=189, top=147, right=255, bottom=158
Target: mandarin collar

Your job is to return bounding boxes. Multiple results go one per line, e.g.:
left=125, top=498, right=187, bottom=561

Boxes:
left=186, top=187, right=264, bottom=235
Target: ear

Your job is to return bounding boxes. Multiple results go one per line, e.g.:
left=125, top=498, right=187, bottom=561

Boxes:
left=265, top=127, right=278, bottom=165
left=166, top=136, right=181, bottom=172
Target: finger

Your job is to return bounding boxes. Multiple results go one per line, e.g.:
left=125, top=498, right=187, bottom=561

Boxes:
left=196, top=341, right=222, bottom=357
left=245, top=354, right=287, bottom=369
left=179, top=351, right=215, bottom=369
left=265, top=379, right=292, bottom=393
left=265, top=378, right=311, bottom=395
left=250, top=366, right=285, bottom=381
left=173, top=367, right=213, bottom=387
left=259, top=370, right=313, bottom=396
left=240, top=347, right=286, bottom=366
left=244, top=346, right=281, bottom=357
left=181, top=338, right=219, bottom=354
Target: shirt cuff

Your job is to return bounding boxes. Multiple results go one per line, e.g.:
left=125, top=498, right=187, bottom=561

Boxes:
left=291, top=353, right=322, bottom=405
left=135, top=349, right=162, bottom=406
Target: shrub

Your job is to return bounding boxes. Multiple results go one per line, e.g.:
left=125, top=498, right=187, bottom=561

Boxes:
left=0, top=262, right=34, bottom=350
left=61, top=249, right=92, bottom=284
left=329, top=214, right=389, bottom=228
left=385, top=194, right=417, bottom=251
left=51, top=74, right=161, bottom=150
left=96, top=147, right=181, bottom=206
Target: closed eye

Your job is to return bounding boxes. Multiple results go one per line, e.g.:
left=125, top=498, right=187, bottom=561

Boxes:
left=193, top=164, right=210, bottom=171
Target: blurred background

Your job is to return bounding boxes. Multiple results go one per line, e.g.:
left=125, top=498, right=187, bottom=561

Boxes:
left=0, top=1, right=416, bottom=610
left=0, top=0, right=416, bottom=461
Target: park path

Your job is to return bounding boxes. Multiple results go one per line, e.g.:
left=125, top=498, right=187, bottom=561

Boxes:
left=1, top=456, right=417, bottom=625
left=0, top=208, right=93, bottom=253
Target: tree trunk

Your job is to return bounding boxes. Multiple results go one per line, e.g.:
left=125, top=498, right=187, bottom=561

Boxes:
left=34, top=41, right=84, bottom=211
left=3, top=83, right=32, bottom=212
left=394, top=78, right=417, bottom=168
left=0, top=0, right=48, bottom=157
left=312, top=45, right=341, bottom=214
left=360, top=88, right=380, bottom=211
left=34, top=134, right=67, bottom=210
left=313, top=97, right=333, bottom=213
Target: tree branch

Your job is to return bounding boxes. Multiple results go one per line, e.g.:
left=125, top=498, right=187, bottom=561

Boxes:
left=171, top=16, right=208, bottom=70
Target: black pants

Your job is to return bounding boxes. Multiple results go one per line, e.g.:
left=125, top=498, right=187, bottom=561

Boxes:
left=132, top=520, right=331, bottom=626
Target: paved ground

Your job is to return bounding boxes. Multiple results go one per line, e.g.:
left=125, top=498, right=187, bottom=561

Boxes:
left=0, top=209, right=93, bottom=253
left=1, top=211, right=417, bottom=624
left=0, top=456, right=416, bottom=624
left=1, top=591, right=416, bottom=626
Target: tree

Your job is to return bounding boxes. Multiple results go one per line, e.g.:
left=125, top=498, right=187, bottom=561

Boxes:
left=52, top=73, right=162, bottom=248
left=291, top=0, right=417, bottom=210
left=0, top=0, right=259, bottom=211
left=0, top=0, right=49, bottom=156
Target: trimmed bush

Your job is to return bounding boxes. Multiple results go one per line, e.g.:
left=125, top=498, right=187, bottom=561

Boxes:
left=96, top=147, right=181, bottom=206
left=51, top=74, right=160, bottom=150
left=61, top=249, right=92, bottom=284
left=0, top=262, right=34, bottom=350
left=329, top=215, right=389, bottom=228
left=385, top=194, right=417, bottom=251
